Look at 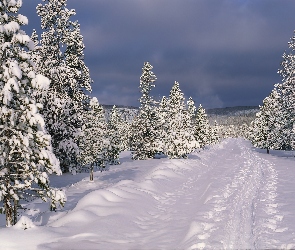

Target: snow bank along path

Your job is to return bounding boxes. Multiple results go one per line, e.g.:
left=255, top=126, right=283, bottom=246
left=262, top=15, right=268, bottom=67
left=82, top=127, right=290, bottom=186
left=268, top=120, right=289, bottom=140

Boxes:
left=1, top=138, right=295, bottom=249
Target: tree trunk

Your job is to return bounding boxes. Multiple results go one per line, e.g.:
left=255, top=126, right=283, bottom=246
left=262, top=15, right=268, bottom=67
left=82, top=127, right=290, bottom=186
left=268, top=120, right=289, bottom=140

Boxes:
left=90, top=163, right=94, bottom=182
left=4, top=197, right=13, bottom=227
left=267, top=148, right=269, bottom=154
left=13, top=199, right=18, bottom=225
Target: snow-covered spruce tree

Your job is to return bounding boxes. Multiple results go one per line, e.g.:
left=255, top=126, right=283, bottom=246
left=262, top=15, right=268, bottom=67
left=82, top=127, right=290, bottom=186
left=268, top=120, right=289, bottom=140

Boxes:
left=194, top=104, right=210, bottom=148
left=248, top=109, right=270, bottom=153
left=239, top=123, right=249, bottom=140
left=78, top=97, right=108, bottom=180
left=106, top=105, right=122, bottom=165
left=0, top=1, right=65, bottom=227
left=120, top=120, right=131, bottom=151
left=187, top=97, right=196, bottom=120
left=129, top=62, right=159, bottom=160
left=164, top=82, right=198, bottom=159
left=209, top=120, right=220, bottom=144
left=185, top=97, right=199, bottom=147
left=156, top=96, right=169, bottom=154
left=34, top=0, right=92, bottom=172
left=275, top=33, right=295, bottom=150
left=248, top=89, right=283, bottom=153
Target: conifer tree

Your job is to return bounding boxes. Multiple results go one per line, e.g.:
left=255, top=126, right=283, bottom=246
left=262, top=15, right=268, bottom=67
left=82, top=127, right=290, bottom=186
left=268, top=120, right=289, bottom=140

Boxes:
left=165, top=82, right=198, bottom=158
left=129, top=62, right=158, bottom=160
left=33, top=0, right=92, bottom=172
left=187, top=97, right=196, bottom=120
left=249, top=110, right=269, bottom=152
left=194, top=104, right=210, bottom=148
left=156, top=96, right=169, bottom=154
left=275, top=33, right=295, bottom=150
left=251, top=30, right=295, bottom=151
left=106, top=105, right=122, bottom=165
left=120, top=120, right=131, bottom=152
left=0, top=0, right=65, bottom=227
left=210, top=120, right=220, bottom=144
left=249, top=90, right=283, bottom=153
left=78, top=97, right=108, bottom=180
left=239, top=123, right=249, bottom=140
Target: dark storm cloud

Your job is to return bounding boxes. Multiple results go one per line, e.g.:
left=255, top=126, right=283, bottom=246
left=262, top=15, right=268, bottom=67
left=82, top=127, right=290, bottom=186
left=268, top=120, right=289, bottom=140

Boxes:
left=20, top=0, right=295, bottom=108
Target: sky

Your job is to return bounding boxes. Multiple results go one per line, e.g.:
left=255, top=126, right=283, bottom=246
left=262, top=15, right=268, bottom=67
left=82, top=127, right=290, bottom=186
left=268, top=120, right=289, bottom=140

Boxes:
left=20, top=0, right=295, bottom=108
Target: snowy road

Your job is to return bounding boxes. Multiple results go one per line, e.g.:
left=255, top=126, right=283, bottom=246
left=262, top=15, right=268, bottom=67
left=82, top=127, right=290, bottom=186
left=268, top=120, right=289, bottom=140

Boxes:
left=1, top=138, right=295, bottom=249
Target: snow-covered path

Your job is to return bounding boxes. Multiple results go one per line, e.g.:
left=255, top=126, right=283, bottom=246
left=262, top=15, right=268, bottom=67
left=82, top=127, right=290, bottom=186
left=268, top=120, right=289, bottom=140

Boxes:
left=1, top=138, right=295, bottom=249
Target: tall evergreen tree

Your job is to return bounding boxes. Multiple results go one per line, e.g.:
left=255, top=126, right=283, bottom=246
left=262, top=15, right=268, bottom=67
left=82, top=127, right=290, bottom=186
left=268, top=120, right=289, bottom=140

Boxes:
left=78, top=97, right=108, bottom=180
left=165, top=82, right=198, bottom=158
left=249, top=89, right=283, bottom=153
left=275, top=33, right=295, bottom=150
left=209, top=120, right=220, bottom=145
left=129, top=62, right=158, bottom=160
left=0, top=0, right=65, bottom=227
left=156, top=96, right=169, bottom=154
left=33, top=0, right=92, bottom=172
left=106, top=105, right=122, bottom=165
left=194, top=104, right=210, bottom=148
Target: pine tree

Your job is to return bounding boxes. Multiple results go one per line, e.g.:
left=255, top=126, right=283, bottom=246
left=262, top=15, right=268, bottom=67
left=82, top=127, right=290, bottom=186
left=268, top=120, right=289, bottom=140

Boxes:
left=210, top=120, right=220, bottom=144
left=249, top=89, right=283, bottom=153
left=275, top=33, right=295, bottom=150
left=194, top=104, right=210, bottom=148
left=187, top=97, right=196, bottom=120
left=106, top=105, right=122, bottom=165
left=0, top=1, right=65, bottom=227
left=156, top=96, right=169, bottom=154
left=129, top=62, right=158, bottom=160
left=33, top=0, right=92, bottom=172
left=165, top=82, right=198, bottom=158
left=78, top=97, right=108, bottom=180
left=248, top=110, right=269, bottom=152
left=239, top=123, right=249, bottom=140
left=120, top=120, right=131, bottom=152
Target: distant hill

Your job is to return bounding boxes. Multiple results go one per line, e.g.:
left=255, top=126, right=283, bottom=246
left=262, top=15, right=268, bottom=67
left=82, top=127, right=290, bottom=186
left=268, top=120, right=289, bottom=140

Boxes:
left=207, top=106, right=259, bottom=126
left=207, top=106, right=259, bottom=116
left=101, top=104, right=259, bottom=126
left=102, top=104, right=139, bottom=110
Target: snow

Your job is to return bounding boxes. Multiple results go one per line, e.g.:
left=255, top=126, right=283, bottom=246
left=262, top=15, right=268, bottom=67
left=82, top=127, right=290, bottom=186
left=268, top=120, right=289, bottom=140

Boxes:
left=14, top=216, right=35, bottom=230
left=9, top=61, right=22, bottom=79
left=17, top=14, right=28, bottom=25
left=30, top=74, right=50, bottom=91
left=1, top=138, right=295, bottom=249
left=2, top=21, right=20, bottom=35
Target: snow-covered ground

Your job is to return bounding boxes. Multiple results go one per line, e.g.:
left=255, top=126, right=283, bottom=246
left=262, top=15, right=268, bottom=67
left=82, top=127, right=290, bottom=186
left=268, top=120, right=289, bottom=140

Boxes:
left=1, top=138, right=295, bottom=249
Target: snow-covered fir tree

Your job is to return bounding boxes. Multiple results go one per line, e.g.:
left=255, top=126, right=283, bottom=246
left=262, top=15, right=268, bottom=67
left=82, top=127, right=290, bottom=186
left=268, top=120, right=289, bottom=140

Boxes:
left=209, top=120, right=220, bottom=144
left=78, top=97, right=108, bottom=180
left=106, top=105, right=122, bottom=165
left=248, top=109, right=270, bottom=153
left=129, top=62, right=159, bottom=160
left=156, top=96, right=169, bottom=154
left=275, top=33, right=295, bottom=150
left=120, top=120, right=131, bottom=151
left=185, top=97, right=199, bottom=146
left=35, top=0, right=92, bottom=100
left=194, top=104, right=210, bottom=148
left=165, top=82, right=198, bottom=158
left=0, top=0, right=65, bottom=227
left=239, top=123, right=249, bottom=139
left=33, top=0, right=92, bottom=172
left=187, top=97, right=196, bottom=120
left=250, top=30, right=295, bottom=151
left=249, top=90, right=283, bottom=153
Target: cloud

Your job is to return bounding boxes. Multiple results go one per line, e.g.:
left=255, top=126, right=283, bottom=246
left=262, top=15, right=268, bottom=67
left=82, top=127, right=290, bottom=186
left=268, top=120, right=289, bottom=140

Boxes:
left=19, top=0, right=295, bottom=108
